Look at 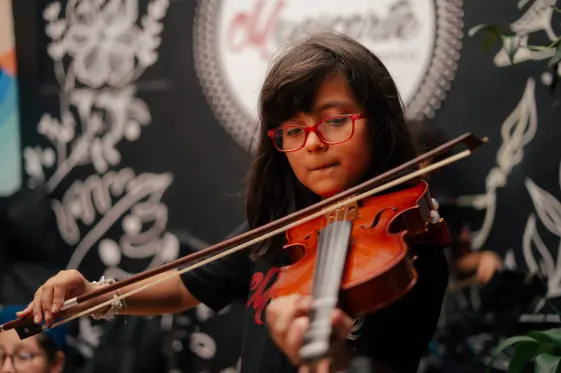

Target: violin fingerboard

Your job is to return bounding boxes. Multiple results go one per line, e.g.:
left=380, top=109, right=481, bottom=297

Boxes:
left=300, top=220, right=352, bottom=363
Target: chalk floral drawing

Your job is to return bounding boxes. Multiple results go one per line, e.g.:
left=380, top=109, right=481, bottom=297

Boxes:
left=461, top=0, right=559, bottom=250
left=464, top=0, right=561, bottom=324
left=469, top=0, right=560, bottom=85
left=26, top=0, right=169, bottom=190
left=185, top=304, right=241, bottom=371
left=494, top=0, right=558, bottom=66
left=65, top=318, right=104, bottom=358
left=22, top=0, right=179, bottom=359
left=523, top=161, right=561, bottom=309
left=455, top=78, right=538, bottom=250
left=165, top=235, right=240, bottom=370
left=52, top=168, right=180, bottom=274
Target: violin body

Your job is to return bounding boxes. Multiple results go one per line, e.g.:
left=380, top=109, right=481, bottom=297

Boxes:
left=270, top=179, right=451, bottom=318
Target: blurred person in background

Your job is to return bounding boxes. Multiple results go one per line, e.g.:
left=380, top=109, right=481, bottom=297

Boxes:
left=411, top=120, right=547, bottom=373
left=0, top=305, right=67, bottom=373
left=0, top=186, right=73, bottom=305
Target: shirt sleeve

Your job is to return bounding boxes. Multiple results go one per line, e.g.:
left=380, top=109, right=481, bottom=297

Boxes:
left=351, top=243, right=449, bottom=373
left=180, top=222, right=252, bottom=313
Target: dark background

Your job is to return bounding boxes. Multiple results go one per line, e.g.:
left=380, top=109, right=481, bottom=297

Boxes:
left=3, top=0, right=561, bottom=372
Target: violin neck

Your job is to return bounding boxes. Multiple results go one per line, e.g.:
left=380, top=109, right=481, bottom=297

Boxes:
left=300, top=218, right=352, bottom=363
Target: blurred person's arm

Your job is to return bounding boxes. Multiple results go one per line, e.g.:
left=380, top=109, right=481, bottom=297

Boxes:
left=456, top=251, right=502, bottom=284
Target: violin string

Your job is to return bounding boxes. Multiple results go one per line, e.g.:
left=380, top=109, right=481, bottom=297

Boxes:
left=312, top=224, right=327, bottom=298
left=42, top=149, right=472, bottom=331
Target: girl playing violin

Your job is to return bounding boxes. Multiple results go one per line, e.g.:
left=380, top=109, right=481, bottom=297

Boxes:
left=15, top=32, right=449, bottom=373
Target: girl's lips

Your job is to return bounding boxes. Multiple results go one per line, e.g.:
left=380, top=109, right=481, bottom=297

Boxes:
left=310, top=162, right=339, bottom=171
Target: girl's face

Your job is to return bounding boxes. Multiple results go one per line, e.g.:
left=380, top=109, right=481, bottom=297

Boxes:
left=281, top=74, right=372, bottom=198
left=0, top=331, right=63, bottom=373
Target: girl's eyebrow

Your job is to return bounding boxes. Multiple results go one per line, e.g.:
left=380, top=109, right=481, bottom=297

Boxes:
left=313, top=100, right=353, bottom=112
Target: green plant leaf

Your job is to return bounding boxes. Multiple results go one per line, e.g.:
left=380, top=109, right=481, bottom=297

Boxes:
left=534, top=353, right=561, bottom=373
left=522, top=39, right=559, bottom=53
left=502, top=35, right=522, bottom=65
left=527, top=45, right=554, bottom=51
left=494, top=336, right=539, bottom=355
left=535, top=343, right=558, bottom=359
left=468, top=24, right=507, bottom=51
left=487, top=336, right=540, bottom=373
left=508, top=341, right=539, bottom=373
left=469, top=23, right=504, bottom=38
left=548, top=44, right=561, bottom=68
left=527, top=330, right=561, bottom=347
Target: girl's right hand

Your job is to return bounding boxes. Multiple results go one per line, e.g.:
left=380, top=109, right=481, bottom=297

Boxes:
left=15, top=269, right=94, bottom=326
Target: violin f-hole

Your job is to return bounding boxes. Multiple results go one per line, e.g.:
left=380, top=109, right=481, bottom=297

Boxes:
left=361, top=206, right=398, bottom=229
left=285, top=243, right=307, bottom=263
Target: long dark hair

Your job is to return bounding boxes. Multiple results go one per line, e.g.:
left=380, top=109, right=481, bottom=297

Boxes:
left=37, top=334, right=59, bottom=363
left=246, top=32, right=418, bottom=259
left=408, top=118, right=451, bottom=164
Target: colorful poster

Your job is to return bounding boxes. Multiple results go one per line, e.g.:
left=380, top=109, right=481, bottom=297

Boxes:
left=0, top=0, right=20, bottom=196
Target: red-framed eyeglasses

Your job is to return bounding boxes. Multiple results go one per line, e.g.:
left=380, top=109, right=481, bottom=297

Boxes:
left=268, top=113, right=366, bottom=152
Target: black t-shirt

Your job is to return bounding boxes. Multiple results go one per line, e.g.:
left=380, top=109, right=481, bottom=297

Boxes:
left=181, top=222, right=449, bottom=373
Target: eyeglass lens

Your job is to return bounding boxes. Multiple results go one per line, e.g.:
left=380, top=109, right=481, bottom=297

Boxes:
left=272, top=115, right=354, bottom=151
left=0, top=351, right=39, bottom=371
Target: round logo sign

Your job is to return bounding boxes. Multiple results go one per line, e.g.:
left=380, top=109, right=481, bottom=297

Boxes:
left=194, top=0, right=463, bottom=151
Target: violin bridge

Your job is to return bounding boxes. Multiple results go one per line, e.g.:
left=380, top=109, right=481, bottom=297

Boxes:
left=327, top=200, right=359, bottom=223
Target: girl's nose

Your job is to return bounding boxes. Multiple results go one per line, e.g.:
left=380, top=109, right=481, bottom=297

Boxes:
left=304, top=131, right=327, bottom=152
left=1, top=357, right=15, bottom=373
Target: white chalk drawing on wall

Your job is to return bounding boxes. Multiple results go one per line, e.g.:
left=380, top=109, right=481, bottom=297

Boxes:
left=455, top=77, right=538, bottom=249
left=492, top=0, right=559, bottom=86
left=22, top=0, right=183, bottom=359
left=166, top=233, right=242, bottom=373
left=522, top=162, right=561, bottom=311
left=25, top=2, right=248, bottom=370
left=173, top=233, right=254, bottom=372
left=188, top=304, right=243, bottom=373
left=462, top=0, right=558, bottom=250
left=461, top=0, right=561, bottom=317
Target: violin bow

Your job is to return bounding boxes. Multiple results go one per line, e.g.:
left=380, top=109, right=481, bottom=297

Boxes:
left=0, top=133, right=488, bottom=338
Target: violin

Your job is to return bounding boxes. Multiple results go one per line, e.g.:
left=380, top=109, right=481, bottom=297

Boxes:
left=272, top=179, right=451, bottom=362
left=0, top=133, right=487, bottom=365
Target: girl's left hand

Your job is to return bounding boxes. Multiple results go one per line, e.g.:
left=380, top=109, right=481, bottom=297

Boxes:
left=266, top=294, right=354, bottom=372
